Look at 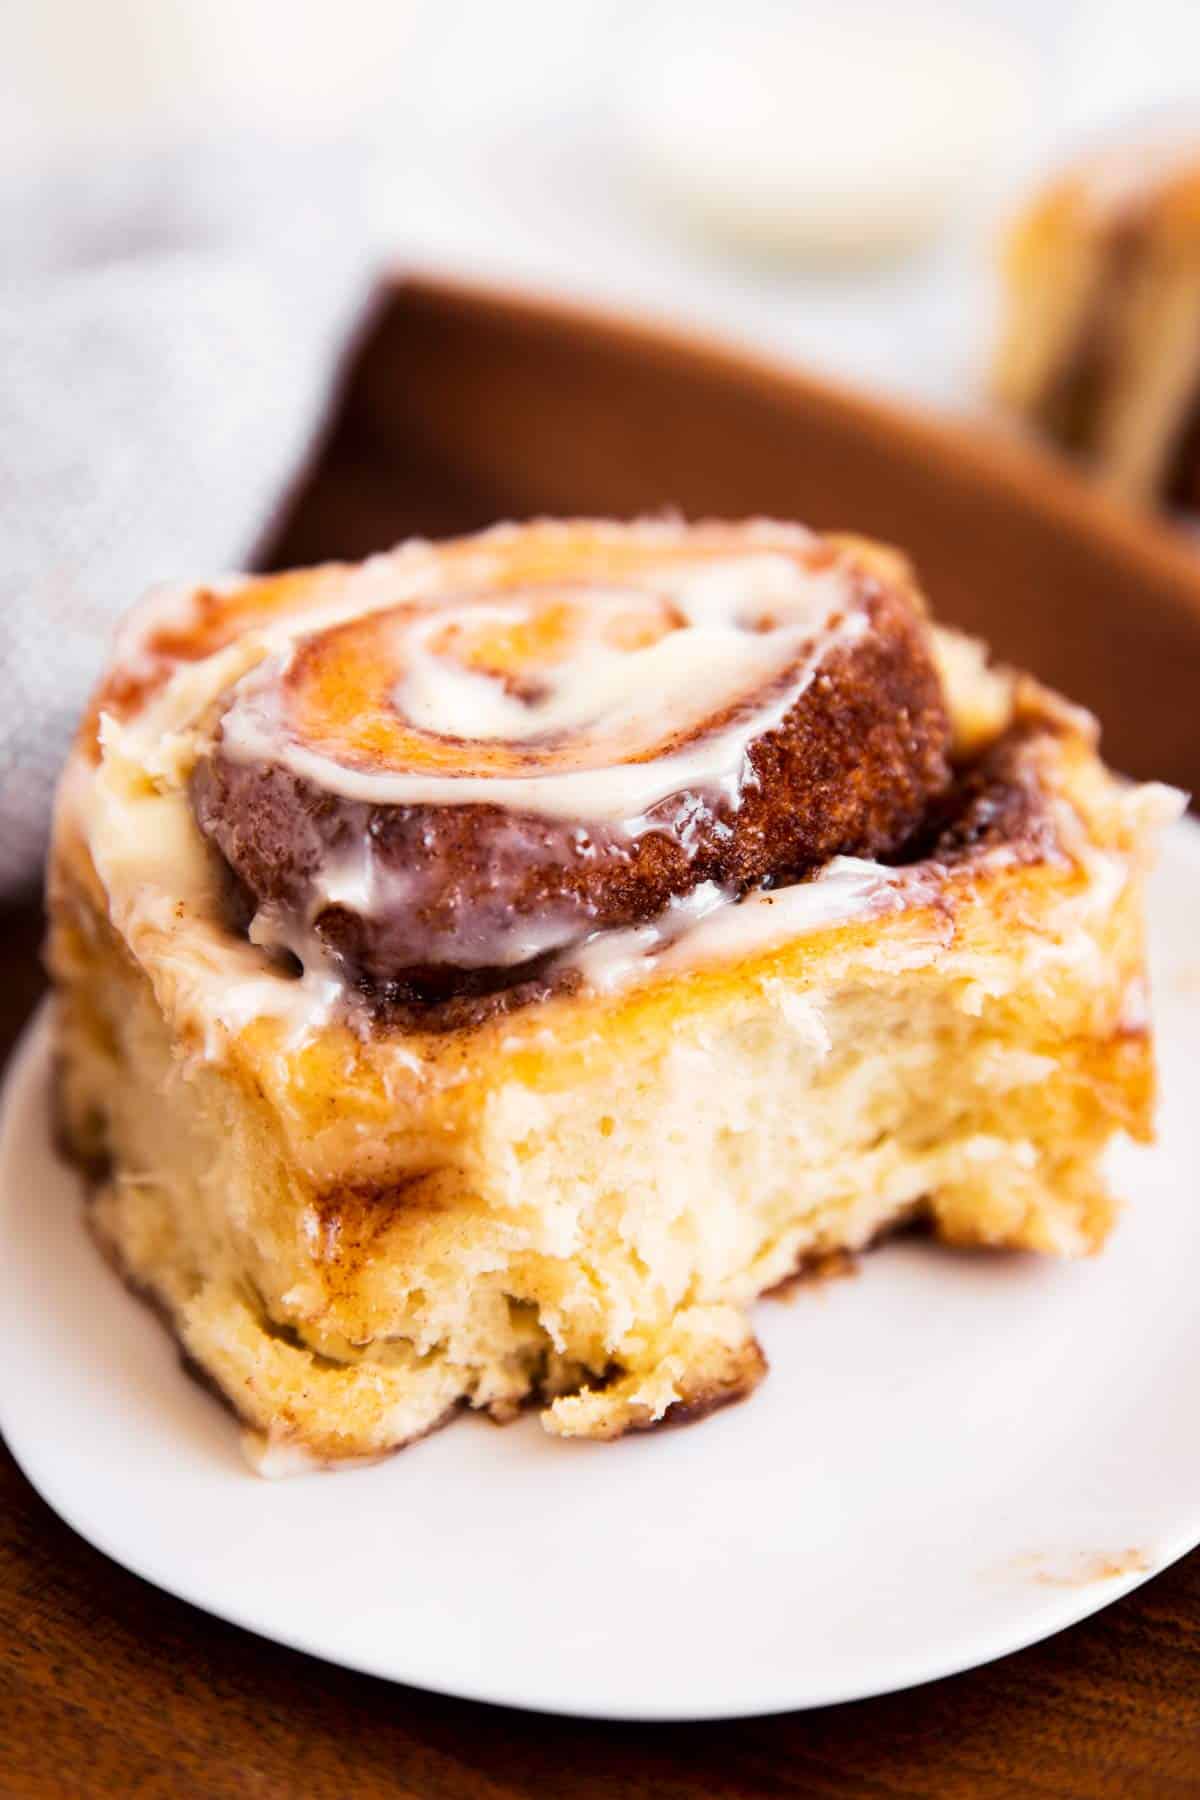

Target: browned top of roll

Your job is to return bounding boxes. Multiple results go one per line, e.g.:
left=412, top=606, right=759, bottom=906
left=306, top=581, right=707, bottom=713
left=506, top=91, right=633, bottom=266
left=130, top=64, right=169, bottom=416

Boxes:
left=184, top=521, right=952, bottom=1001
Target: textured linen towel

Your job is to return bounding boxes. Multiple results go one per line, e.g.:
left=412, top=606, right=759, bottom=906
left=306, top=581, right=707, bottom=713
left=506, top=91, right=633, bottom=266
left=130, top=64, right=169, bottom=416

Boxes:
left=0, top=137, right=378, bottom=895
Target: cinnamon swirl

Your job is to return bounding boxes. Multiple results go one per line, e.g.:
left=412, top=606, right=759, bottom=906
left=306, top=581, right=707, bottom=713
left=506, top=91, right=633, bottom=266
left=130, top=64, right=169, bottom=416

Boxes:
left=184, top=523, right=949, bottom=1000
left=48, top=520, right=1179, bottom=1472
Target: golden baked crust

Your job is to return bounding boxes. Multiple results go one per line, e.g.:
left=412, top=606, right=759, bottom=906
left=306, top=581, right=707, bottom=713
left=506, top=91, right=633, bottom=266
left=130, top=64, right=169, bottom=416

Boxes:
left=46, top=520, right=1178, bottom=1473
left=993, top=133, right=1200, bottom=504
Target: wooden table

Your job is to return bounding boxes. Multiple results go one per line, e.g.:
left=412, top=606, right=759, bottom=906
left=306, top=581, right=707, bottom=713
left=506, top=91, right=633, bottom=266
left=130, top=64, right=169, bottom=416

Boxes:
left=3, top=1471, right=1200, bottom=1800
left=7, top=277, right=1200, bottom=1795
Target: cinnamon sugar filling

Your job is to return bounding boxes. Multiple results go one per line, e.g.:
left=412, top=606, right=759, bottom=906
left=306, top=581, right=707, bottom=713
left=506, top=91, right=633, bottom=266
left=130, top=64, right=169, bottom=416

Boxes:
left=191, top=548, right=952, bottom=1002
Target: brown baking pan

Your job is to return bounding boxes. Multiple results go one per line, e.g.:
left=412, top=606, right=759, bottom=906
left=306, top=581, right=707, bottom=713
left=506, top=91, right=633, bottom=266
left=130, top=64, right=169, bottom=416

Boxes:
left=264, top=272, right=1200, bottom=799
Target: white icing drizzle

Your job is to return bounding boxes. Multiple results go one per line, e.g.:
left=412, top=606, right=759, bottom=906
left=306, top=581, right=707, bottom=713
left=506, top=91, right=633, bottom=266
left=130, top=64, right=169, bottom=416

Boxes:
left=563, top=857, right=906, bottom=995
left=72, top=522, right=894, bottom=1044
left=74, top=733, right=346, bottom=1056
left=66, top=689, right=1171, bottom=1056
left=218, top=553, right=862, bottom=825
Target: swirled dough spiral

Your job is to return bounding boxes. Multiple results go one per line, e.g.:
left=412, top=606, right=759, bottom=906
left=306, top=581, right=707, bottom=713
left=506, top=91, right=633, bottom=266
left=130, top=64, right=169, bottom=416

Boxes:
left=189, top=522, right=952, bottom=998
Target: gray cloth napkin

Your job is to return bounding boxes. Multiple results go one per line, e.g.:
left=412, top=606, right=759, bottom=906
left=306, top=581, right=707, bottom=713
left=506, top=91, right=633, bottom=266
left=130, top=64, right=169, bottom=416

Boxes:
left=0, top=138, right=378, bottom=897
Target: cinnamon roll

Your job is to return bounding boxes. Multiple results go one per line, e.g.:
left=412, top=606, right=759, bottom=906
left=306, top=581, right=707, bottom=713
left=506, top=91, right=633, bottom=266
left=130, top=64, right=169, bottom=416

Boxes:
left=993, top=130, right=1200, bottom=506
left=48, top=520, right=1179, bottom=1472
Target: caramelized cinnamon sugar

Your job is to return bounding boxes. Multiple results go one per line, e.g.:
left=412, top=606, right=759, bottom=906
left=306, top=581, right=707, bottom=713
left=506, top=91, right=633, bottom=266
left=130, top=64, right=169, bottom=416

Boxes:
left=189, top=528, right=952, bottom=999
left=191, top=721, right=1057, bottom=1034
left=311, top=1172, right=447, bottom=1262
left=619, top=1339, right=769, bottom=1433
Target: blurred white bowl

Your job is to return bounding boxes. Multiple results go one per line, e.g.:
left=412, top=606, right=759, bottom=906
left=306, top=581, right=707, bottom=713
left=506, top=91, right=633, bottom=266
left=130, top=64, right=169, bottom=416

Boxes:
left=626, top=6, right=1036, bottom=265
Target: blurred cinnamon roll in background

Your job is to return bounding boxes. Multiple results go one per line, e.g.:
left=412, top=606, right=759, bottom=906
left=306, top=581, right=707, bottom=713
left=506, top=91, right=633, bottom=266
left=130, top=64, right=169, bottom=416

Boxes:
left=49, top=520, right=1178, bottom=1471
left=993, top=130, right=1200, bottom=508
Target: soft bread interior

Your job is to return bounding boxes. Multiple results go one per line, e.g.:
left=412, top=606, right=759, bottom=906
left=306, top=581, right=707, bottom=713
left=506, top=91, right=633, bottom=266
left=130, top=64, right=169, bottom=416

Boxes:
left=52, top=747, right=1156, bottom=1468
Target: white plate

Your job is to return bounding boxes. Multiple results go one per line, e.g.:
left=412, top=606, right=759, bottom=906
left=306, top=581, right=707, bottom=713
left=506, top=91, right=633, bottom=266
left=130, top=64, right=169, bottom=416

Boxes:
left=4, top=823, right=1200, bottom=1723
